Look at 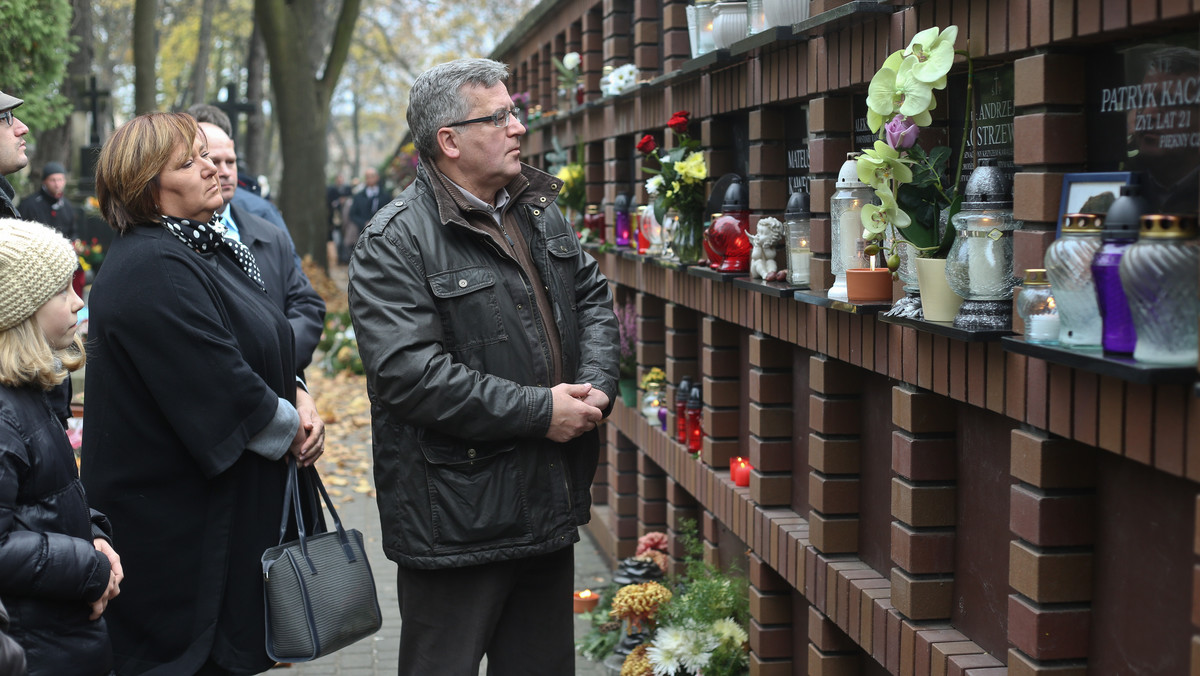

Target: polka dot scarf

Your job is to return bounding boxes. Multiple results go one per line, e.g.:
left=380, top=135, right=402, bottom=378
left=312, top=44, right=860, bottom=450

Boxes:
left=161, top=213, right=265, bottom=291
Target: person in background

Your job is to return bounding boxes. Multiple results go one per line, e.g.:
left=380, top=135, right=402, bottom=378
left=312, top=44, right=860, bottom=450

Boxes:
left=194, top=115, right=326, bottom=440
left=348, top=57, right=619, bottom=674
left=0, top=218, right=122, bottom=676
left=82, top=112, right=321, bottom=675
left=185, top=105, right=301, bottom=270
left=343, top=167, right=389, bottom=264
left=0, top=91, right=29, bottom=219
left=18, top=162, right=75, bottom=240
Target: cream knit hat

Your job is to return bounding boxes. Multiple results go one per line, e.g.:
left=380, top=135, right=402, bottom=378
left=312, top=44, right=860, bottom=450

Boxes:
left=0, top=218, right=79, bottom=331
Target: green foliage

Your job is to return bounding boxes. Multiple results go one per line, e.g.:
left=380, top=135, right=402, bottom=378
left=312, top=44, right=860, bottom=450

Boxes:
left=0, top=0, right=76, bottom=134
left=575, top=584, right=620, bottom=661
left=318, top=311, right=363, bottom=375
left=657, top=519, right=749, bottom=632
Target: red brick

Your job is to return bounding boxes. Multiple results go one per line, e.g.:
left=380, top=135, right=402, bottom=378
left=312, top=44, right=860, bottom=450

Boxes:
left=891, top=522, right=957, bottom=574
left=1009, top=484, right=1094, bottom=547
left=892, top=432, right=957, bottom=481
left=1007, top=594, right=1090, bottom=660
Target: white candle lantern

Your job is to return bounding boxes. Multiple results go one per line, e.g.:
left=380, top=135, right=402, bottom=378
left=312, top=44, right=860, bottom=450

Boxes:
left=828, top=153, right=876, bottom=301
left=944, top=159, right=1022, bottom=329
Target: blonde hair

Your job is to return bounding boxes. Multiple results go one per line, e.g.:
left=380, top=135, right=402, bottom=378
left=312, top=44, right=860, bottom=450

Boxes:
left=0, top=315, right=84, bottom=390
left=96, top=112, right=200, bottom=233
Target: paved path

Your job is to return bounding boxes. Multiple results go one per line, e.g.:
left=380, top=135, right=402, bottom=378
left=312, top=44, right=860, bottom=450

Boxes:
left=282, top=263, right=613, bottom=675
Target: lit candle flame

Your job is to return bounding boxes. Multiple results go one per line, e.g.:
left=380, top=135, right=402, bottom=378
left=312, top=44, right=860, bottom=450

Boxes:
left=579, top=589, right=593, bottom=599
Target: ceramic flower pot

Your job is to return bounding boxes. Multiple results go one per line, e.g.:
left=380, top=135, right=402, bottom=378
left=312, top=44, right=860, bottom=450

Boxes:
left=914, top=257, right=964, bottom=322
left=618, top=378, right=637, bottom=407
left=763, top=0, right=809, bottom=28
left=711, top=2, right=748, bottom=49
left=846, top=268, right=893, bottom=303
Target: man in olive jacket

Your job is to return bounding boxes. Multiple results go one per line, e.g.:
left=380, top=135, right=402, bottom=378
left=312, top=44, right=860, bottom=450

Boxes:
left=348, top=58, right=619, bottom=675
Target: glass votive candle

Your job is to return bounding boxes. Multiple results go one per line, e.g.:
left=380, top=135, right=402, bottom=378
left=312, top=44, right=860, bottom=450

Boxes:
left=1016, top=269, right=1059, bottom=344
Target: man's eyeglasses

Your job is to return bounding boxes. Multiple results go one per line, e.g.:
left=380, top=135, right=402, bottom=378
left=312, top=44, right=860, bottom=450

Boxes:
left=0, top=110, right=14, bottom=128
left=446, top=107, right=521, bottom=129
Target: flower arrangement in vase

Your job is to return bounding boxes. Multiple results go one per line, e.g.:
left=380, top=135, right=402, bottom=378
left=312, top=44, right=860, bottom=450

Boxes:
left=855, top=25, right=974, bottom=273
left=552, top=51, right=582, bottom=105
left=637, top=111, right=709, bottom=264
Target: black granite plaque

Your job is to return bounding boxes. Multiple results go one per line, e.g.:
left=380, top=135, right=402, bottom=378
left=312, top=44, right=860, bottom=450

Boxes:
left=949, top=65, right=1015, bottom=190
left=785, top=103, right=810, bottom=196
left=1086, top=37, right=1200, bottom=214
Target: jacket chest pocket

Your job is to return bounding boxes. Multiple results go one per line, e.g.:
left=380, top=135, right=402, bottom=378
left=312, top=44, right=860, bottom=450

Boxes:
left=428, top=266, right=508, bottom=351
left=545, top=233, right=579, bottom=312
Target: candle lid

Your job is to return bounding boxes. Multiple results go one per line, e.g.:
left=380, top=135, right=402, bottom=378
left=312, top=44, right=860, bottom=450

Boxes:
left=960, top=158, right=1013, bottom=210
left=1022, top=269, right=1050, bottom=285
left=1138, top=214, right=1200, bottom=240
left=1102, top=184, right=1147, bottom=239
left=586, top=204, right=599, bottom=215
left=614, top=193, right=629, bottom=213
left=721, top=178, right=748, bottom=211
left=836, top=153, right=867, bottom=188
left=1061, top=213, right=1104, bottom=233
left=785, top=191, right=811, bottom=220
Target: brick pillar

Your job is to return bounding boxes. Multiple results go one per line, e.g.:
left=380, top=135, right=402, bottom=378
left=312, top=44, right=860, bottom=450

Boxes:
left=806, top=96, right=853, bottom=292
left=748, top=108, right=789, bottom=235
left=701, top=117, right=737, bottom=186
left=664, top=302, right=700, bottom=442
left=607, top=429, right=640, bottom=560
left=582, top=9, right=603, bottom=100
left=889, top=384, right=957, bottom=622
left=636, top=292, right=666, bottom=399
left=580, top=140, right=600, bottom=209
left=1006, top=429, right=1095, bottom=675
left=702, top=509, right=721, bottom=568
left=661, top=0, right=692, bottom=73
left=604, top=136, right=632, bottom=236
left=602, top=0, right=632, bottom=69
left=807, top=355, right=863, bottom=555
left=701, top=316, right=742, bottom=469
left=1012, top=53, right=1087, bottom=277
left=807, top=605, right=861, bottom=676
left=748, top=552, right=796, bottom=675
left=748, top=333, right=793, bottom=507
left=638, top=453, right=667, bottom=535
left=538, top=44, right=554, bottom=112
left=631, top=0, right=660, bottom=79
left=664, top=476, right=698, bottom=576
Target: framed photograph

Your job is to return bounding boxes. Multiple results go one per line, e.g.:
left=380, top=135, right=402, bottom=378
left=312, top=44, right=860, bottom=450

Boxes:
left=1057, top=172, right=1134, bottom=235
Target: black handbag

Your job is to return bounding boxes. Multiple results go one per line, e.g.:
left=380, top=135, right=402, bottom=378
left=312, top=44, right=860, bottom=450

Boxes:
left=261, top=457, right=382, bottom=662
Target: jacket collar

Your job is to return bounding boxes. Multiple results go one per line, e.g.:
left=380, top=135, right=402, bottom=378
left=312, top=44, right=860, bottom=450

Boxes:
left=421, top=159, right=560, bottom=229
left=0, top=175, right=16, bottom=218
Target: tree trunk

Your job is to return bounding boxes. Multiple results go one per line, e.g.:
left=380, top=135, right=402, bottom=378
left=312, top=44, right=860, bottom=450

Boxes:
left=243, top=19, right=268, bottom=176
left=255, top=0, right=360, bottom=267
left=188, top=0, right=217, bottom=108
left=133, top=0, right=158, bottom=114
left=38, top=0, right=93, bottom=177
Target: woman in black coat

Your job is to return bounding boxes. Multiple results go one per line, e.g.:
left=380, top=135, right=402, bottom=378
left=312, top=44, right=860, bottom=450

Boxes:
left=0, top=217, right=121, bottom=675
left=81, top=113, right=322, bottom=675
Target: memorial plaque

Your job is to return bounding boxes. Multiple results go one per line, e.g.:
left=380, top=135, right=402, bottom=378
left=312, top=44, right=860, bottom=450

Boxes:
left=1087, top=37, right=1200, bottom=213
left=851, top=96, right=876, bottom=153
left=784, top=103, right=810, bottom=195
left=949, top=65, right=1016, bottom=189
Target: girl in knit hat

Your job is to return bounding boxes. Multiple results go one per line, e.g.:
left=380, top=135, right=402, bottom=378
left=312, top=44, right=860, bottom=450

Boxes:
left=0, top=217, right=122, bottom=676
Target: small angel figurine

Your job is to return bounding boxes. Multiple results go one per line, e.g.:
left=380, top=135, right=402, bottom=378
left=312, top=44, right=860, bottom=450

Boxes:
left=748, top=217, right=785, bottom=280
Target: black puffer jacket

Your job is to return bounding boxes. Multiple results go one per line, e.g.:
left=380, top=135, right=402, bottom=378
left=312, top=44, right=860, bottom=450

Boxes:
left=0, top=385, right=113, bottom=676
left=0, top=598, right=26, bottom=676
left=348, top=162, right=619, bottom=569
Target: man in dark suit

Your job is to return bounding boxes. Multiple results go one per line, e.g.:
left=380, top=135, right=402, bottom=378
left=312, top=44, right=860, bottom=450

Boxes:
left=18, top=161, right=76, bottom=239
left=197, top=118, right=327, bottom=457
left=343, top=167, right=390, bottom=263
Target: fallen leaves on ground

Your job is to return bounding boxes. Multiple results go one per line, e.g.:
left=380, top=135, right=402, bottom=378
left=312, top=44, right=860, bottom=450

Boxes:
left=307, top=358, right=374, bottom=502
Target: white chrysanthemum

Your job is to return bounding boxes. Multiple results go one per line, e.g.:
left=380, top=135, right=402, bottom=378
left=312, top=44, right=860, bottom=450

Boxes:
left=678, top=627, right=719, bottom=673
left=562, top=52, right=581, bottom=71
left=645, top=175, right=664, bottom=196
left=646, top=627, right=687, bottom=675
left=710, top=617, right=748, bottom=647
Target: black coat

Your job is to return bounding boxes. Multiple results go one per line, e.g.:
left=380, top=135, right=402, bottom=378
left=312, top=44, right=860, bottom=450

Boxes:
left=0, top=384, right=113, bottom=676
left=81, top=226, right=307, bottom=675
left=348, top=187, right=391, bottom=229
left=0, top=177, right=17, bottom=219
left=17, top=189, right=75, bottom=240
left=348, top=163, right=619, bottom=569
left=229, top=205, right=325, bottom=373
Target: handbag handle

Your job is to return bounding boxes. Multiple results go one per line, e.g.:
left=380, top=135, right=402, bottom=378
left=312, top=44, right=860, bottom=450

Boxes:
left=275, top=456, right=358, bottom=574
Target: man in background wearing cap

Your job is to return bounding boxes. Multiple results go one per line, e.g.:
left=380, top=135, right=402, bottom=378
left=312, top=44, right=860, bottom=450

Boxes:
left=0, top=90, right=29, bottom=219
left=18, top=161, right=76, bottom=240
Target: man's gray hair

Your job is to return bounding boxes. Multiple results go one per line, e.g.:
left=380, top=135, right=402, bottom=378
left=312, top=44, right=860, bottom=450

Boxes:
left=408, top=58, right=510, bottom=161
left=186, top=104, right=233, bottom=137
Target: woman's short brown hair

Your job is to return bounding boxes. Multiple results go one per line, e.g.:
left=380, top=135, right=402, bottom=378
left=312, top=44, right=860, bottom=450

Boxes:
left=95, top=112, right=199, bottom=234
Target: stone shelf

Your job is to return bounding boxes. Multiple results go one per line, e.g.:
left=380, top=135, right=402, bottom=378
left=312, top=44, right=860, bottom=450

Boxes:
left=880, top=313, right=1013, bottom=343
left=1001, top=336, right=1199, bottom=386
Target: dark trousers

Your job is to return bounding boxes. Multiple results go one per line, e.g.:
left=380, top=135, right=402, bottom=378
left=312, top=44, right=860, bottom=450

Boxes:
left=395, top=545, right=575, bottom=676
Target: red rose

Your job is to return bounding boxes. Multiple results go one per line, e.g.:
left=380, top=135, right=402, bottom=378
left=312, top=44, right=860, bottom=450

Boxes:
left=636, top=134, right=657, bottom=154
left=671, top=110, right=690, bottom=119
left=667, top=112, right=690, bottom=134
